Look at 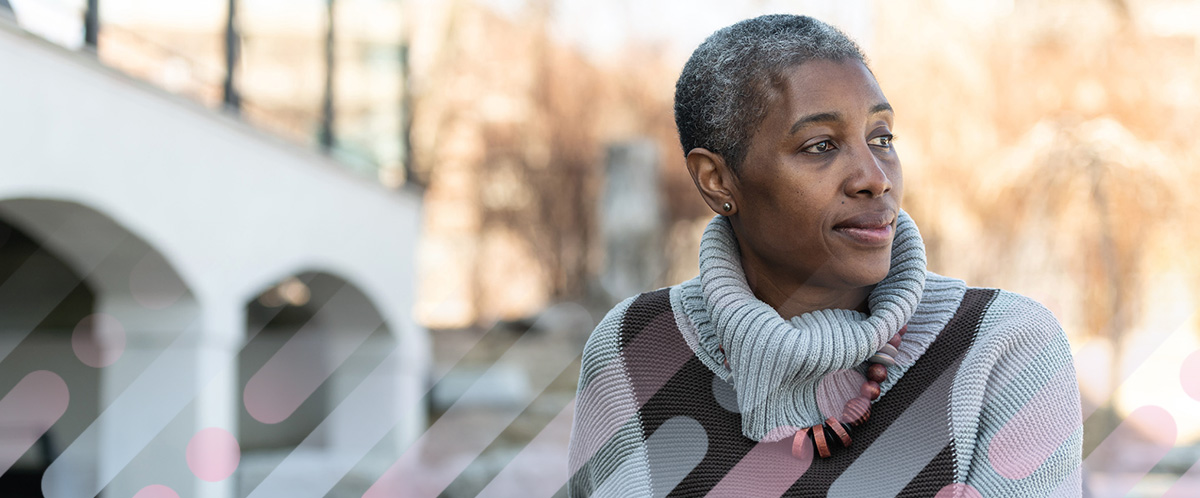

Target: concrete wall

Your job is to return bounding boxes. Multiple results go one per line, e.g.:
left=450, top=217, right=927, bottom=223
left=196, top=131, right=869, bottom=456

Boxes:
left=0, top=19, right=427, bottom=498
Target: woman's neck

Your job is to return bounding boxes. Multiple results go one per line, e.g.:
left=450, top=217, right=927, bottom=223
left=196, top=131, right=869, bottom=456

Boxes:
left=741, top=258, right=873, bottom=319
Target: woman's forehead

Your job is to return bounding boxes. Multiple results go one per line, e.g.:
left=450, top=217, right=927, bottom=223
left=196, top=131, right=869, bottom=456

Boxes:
left=763, top=60, right=891, bottom=128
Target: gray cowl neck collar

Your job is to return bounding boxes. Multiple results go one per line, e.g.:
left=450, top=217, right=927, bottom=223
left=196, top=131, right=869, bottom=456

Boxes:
left=696, top=210, right=926, bottom=441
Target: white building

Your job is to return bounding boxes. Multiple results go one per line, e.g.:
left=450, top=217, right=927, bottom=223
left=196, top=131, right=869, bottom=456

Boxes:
left=0, top=15, right=427, bottom=498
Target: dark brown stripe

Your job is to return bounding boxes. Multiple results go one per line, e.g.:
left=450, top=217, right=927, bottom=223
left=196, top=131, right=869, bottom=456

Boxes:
left=784, top=287, right=995, bottom=495
left=617, top=288, right=672, bottom=349
left=898, top=443, right=958, bottom=497
left=569, top=288, right=677, bottom=494
left=576, top=287, right=997, bottom=497
left=622, top=290, right=759, bottom=497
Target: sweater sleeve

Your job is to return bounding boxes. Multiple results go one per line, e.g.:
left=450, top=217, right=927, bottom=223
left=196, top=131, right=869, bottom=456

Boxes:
left=954, top=291, right=1083, bottom=496
left=567, top=297, right=654, bottom=498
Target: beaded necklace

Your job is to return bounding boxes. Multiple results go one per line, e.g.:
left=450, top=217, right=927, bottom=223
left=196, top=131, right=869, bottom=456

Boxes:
left=794, top=325, right=907, bottom=459
left=718, top=325, right=908, bottom=458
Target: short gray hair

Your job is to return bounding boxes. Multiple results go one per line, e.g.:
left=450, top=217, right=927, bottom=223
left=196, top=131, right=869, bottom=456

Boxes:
left=674, top=15, right=867, bottom=172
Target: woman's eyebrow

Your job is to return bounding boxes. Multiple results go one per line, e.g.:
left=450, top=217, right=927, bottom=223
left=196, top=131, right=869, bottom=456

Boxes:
left=789, top=112, right=840, bottom=135
left=788, top=103, right=893, bottom=135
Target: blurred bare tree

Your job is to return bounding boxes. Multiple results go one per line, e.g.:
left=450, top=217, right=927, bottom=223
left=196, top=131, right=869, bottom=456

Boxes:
left=410, top=0, right=683, bottom=324
left=872, top=0, right=1198, bottom=454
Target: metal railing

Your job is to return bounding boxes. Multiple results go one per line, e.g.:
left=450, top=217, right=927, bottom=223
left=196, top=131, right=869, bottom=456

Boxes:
left=2, top=1, right=413, bottom=186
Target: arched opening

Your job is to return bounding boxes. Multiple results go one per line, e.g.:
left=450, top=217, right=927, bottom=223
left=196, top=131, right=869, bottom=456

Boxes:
left=237, top=270, right=396, bottom=494
left=0, top=198, right=197, bottom=497
left=0, top=218, right=96, bottom=495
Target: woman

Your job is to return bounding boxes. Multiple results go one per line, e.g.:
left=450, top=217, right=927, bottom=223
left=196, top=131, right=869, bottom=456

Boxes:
left=568, top=14, right=1082, bottom=497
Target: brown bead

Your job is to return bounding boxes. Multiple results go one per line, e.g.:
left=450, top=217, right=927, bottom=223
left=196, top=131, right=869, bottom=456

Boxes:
left=840, top=396, right=871, bottom=426
left=826, top=417, right=853, bottom=447
left=860, top=380, right=881, bottom=400
left=867, top=363, right=888, bottom=383
left=898, top=325, right=908, bottom=337
left=887, top=333, right=903, bottom=348
left=811, top=424, right=831, bottom=458
left=791, top=427, right=810, bottom=459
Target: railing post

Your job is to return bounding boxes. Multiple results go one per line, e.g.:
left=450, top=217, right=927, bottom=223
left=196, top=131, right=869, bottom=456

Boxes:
left=84, top=0, right=99, bottom=50
left=399, top=41, right=415, bottom=186
left=223, top=0, right=241, bottom=113
left=319, top=0, right=336, bottom=152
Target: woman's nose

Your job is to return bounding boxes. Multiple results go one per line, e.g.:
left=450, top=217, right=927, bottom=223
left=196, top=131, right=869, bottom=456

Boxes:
left=845, top=144, right=893, bottom=198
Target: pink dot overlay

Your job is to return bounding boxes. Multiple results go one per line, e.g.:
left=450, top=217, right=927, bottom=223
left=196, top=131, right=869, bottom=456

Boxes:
left=1083, top=405, right=1176, bottom=497
left=987, top=364, right=1079, bottom=480
left=0, top=370, right=70, bottom=476
left=72, top=313, right=125, bottom=368
left=132, top=485, right=180, bottom=498
left=1182, top=351, right=1200, bottom=402
left=935, top=483, right=982, bottom=498
left=186, top=427, right=240, bottom=482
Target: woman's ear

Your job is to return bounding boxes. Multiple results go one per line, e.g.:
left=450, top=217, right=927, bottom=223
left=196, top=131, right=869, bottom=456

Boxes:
left=685, top=148, right=739, bottom=215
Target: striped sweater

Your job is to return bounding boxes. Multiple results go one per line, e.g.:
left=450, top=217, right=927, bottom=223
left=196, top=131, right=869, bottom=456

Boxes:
left=568, top=213, right=1082, bottom=497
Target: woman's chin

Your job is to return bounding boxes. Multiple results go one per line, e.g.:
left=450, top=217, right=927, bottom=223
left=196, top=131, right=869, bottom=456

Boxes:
left=838, top=263, right=892, bottom=291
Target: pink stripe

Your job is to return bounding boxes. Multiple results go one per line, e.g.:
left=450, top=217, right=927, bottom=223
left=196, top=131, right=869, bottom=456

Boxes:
left=934, top=483, right=982, bottom=498
left=476, top=400, right=575, bottom=498
left=987, top=363, right=1080, bottom=479
left=0, top=370, right=69, bottom=475
left=567, top=310, right=695, bottom=477
left=243, top=327, right=328, bottom=424
left=1075, top=317, right=1190, bottom=422
left=707, top=437, right=812, bottom=497
left=243, top=319, right=375, bottom=424
left=1083, top=405, right=1175, bottom=498
left=624, top=311, right=693, bottom=406
left=365, top=303, right=689, bottom=497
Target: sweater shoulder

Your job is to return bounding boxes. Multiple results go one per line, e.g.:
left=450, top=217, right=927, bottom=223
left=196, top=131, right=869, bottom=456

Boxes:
left=974, top=288, right=1068, bottom=351
left=579, top=288, right=678, bottom=386
left=982, top=288, right=1057, bottom=320
left=959, top=287, right=1072, bottom=388
left=951, top=287, right=1081, bottom=492
left=578, top=295, right=639, bottom=389
left=571, top=289, right=676, bottom=497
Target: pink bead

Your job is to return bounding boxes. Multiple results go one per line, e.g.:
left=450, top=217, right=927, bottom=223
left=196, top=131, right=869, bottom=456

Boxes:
left=840, top=397, right=871, bottom=426
left=861, top=380, right=881, bottom=400
left=888, top=333, right=902, bottom=348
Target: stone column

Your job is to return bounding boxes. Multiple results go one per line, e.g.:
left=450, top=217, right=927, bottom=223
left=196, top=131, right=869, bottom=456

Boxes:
left=598, top=139, right=664, bottom=306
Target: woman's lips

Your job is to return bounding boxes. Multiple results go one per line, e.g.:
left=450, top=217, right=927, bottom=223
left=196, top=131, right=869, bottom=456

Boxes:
left=833, top=211, right=895, bottom=246
left=833, top=224, right=894, bottom=246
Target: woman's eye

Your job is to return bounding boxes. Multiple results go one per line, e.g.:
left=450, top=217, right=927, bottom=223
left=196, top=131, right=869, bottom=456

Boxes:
left=802, top=140, right=836, bottom=154
left=868, top=134, right=894, bottom=147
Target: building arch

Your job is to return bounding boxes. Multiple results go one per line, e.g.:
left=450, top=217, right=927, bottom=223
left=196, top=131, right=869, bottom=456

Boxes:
left=237, top=269, right=406, bottom=494
left=0, top=197, right=197, bottom=497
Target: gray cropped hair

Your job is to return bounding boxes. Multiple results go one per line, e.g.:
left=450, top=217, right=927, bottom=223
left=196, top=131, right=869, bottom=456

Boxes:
left=674, top=15, right=867, bottom=172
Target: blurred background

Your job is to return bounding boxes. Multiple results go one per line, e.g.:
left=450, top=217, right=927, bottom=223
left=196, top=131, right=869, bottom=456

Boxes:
left=1, top=0, right=1198, bottom=496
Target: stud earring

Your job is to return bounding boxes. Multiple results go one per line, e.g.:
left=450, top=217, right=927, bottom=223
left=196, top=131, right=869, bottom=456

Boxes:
left=722, top=202, right=733, bottom=212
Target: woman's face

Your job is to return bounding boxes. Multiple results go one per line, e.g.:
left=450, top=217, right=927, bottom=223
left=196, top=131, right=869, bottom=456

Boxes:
left=729, top=58, right=903, bottom=298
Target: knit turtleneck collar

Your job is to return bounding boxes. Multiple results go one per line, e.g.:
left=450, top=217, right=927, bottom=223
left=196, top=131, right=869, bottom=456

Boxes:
left=689, top=210, right=927, bottom=442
